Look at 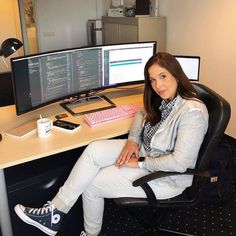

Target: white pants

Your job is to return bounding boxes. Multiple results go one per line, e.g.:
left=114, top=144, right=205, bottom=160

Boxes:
left=52, top=139, right=184, bottom=236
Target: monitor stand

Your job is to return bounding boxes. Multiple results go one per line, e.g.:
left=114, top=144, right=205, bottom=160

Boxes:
left=60, top=95, right=116, bottom=116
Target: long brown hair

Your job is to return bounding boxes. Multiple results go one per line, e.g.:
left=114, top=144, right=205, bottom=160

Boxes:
left=144, top=52, right=200, bottom=125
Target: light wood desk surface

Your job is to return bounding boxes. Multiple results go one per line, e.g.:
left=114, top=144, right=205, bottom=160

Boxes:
left=0, top=86, right=143, bottom=169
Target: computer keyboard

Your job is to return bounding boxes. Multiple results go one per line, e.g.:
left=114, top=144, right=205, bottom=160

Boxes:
left=84, top=104, right=141, bottom=127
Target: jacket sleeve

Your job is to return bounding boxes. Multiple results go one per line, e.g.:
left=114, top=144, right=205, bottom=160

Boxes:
left=128, top=109, right=145, bottom=145
left=143, top=108, right=209, bottom=172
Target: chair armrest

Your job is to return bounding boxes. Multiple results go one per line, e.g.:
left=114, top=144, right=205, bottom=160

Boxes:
left=133, top=168, right=211, bottom=187
left=132, top=169, right=211, bottom=206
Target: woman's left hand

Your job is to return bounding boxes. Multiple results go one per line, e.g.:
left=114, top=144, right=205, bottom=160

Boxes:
left=116, top=140, right=139, bottom=168
left=123, top=157, right=139, bottom=168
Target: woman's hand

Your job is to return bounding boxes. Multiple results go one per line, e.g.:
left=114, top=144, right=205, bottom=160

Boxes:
left=116, top=140, right=139, bottom=168
left=123, top=156, right=139, bottom=168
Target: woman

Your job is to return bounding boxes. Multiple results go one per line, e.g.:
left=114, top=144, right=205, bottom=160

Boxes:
left=14, top=52, right=209, bottom=236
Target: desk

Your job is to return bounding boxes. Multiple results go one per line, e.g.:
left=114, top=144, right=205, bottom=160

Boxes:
left=0, top=86, right=143, bottom=236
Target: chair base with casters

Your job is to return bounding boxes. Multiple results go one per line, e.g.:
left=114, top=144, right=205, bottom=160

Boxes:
left=114, top=83, right=231, bottom=236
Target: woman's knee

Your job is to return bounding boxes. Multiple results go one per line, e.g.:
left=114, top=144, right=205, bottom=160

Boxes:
left=83, top=140, right=105, bottom=159
left=85, top=139, right=126, bottom=159
left=87, top=140, right=103, bottom=150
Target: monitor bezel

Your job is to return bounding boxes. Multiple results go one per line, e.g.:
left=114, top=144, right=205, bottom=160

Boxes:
left=11, top=41, right=156, bottom=115
left=174, top=55, right=200, bottom=81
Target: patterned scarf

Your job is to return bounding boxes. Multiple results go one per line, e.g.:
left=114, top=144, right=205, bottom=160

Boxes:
left=143, top=97, right=178, bottom=152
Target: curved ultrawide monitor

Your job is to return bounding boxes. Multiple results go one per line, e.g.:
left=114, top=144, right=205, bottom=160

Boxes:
left=11, top=41, right=156, bottom=115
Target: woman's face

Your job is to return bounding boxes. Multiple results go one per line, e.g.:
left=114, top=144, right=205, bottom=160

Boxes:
left=148, top=63, right=178, bottom=101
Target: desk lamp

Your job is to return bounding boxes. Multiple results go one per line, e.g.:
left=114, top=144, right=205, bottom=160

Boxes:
left=0, top=38, right=23, bottom=141
left=0, top=38, right=23, bottom=67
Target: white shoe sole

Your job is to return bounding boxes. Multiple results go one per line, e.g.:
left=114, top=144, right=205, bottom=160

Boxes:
left=14, top=204, right=57, bottom=236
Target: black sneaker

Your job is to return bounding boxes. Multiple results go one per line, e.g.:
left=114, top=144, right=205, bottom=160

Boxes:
left=14, top=202, right=64, bottom=236
left=79, top=231, right=104, bottom=236
left=79, top=231, right=86, bottom=236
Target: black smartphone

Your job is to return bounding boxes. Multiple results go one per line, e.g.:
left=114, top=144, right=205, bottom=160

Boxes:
left=53, top=120, right=81, bottom=132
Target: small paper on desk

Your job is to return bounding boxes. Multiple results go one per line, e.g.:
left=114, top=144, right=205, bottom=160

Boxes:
left=6, top=119, right=37, bottom=138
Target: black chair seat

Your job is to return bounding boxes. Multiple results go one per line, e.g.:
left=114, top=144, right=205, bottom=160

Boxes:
left=114, top=188, right=197, bottom=208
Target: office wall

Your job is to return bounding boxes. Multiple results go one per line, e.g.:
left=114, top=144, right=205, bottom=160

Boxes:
left=0, top=0, right=23, bottom=72
left=0, top=0, right=110, bottom=69
left=158, top=0, right=236, bottom=137
left=34, top=0, right=110, bottom=52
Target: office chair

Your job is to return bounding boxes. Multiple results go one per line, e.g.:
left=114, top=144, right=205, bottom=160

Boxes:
left=114, top=83, right=231, bottom=236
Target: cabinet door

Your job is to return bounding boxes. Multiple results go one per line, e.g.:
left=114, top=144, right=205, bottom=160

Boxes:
left=119, top=24, right=138, bottom=43
left=103, top=23, right=119, bottom=44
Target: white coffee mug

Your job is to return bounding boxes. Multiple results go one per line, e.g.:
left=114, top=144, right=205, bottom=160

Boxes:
left=37, top=118, right=53, bottom=138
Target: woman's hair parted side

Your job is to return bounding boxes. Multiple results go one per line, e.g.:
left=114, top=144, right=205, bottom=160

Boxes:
left=143, top=52, right=200, bottom=125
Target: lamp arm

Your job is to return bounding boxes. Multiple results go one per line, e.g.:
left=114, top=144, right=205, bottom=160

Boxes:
left=1, top=56, right=9, bottom=68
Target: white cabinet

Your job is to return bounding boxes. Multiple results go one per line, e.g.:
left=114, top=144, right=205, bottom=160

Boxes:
left=102, top=16, right=166, bottom=52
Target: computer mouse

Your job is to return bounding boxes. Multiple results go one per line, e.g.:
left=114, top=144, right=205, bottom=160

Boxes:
left=0, top=133, right=2, bottom=142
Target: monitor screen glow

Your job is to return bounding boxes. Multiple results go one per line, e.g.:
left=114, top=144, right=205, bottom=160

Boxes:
left=175, top=56, right=200, bottom=81
left=11, top=41, right=156, bottom=115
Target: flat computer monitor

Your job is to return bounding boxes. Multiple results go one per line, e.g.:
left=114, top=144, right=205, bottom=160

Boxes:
left=11, top=41, right=156, bottom=115
left=175, top=55, right=200, bottom=81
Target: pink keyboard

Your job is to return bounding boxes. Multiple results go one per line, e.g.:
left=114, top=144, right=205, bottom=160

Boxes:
left=84, top=104, right=141, bottom=127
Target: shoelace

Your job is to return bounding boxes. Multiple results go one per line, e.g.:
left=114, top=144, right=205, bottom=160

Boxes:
left=28, top=201, right=55, bottom=226
left=50, top=203, right=54, bottom=227
left=80, top=231, right=86, bottom=236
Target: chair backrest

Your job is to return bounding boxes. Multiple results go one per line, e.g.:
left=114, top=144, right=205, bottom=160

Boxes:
left=189, top=83, right=231, bottom=195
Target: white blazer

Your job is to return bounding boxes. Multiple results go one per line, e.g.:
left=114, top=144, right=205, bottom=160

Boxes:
left=128, top=95, right=209, bottom=188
